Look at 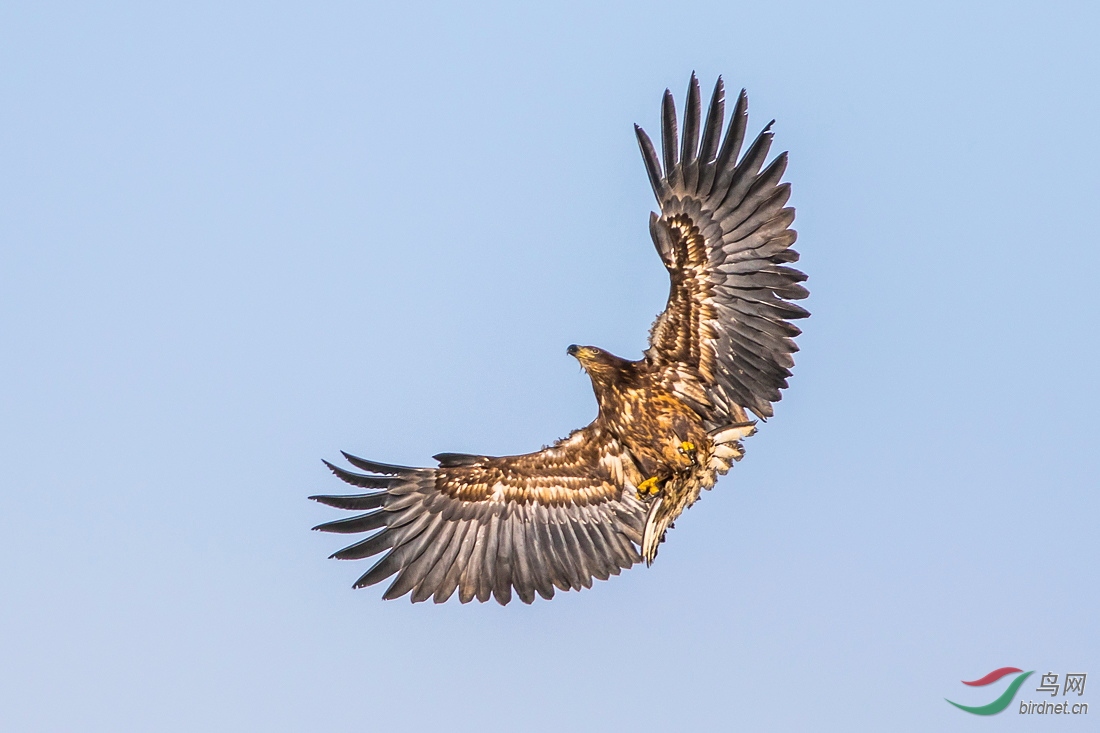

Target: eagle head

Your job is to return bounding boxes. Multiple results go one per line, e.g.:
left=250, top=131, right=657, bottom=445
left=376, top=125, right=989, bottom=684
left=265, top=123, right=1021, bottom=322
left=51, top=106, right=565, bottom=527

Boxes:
left=567, top=343, right=606, bottom=367
left=567, top=344, right=632, bottom=385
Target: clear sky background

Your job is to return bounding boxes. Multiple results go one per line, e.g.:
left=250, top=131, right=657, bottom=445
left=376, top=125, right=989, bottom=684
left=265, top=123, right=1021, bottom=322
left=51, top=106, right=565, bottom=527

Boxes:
left=1, top=2, right=1097, bottom=731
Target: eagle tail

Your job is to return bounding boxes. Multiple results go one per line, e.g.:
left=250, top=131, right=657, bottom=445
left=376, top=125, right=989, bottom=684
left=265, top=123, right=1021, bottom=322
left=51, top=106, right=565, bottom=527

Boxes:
left=641, top=421, right=757, bottom=565
left=641, top=496, right=667, bottom=567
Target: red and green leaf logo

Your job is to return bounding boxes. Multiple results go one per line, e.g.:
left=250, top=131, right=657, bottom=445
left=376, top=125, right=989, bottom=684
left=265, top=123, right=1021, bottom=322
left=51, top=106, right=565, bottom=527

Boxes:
left=946, top=667, right=1034, bottom=715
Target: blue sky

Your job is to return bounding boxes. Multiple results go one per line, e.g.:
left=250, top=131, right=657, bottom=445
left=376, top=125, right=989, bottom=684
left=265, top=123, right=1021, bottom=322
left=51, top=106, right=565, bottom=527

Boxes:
left=1, top=1, right=1097, bottom=731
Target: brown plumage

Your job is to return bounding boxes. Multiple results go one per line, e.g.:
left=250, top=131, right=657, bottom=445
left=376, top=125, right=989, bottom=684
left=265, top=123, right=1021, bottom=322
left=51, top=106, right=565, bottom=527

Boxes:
left=311, top=74, right=808, bottom=604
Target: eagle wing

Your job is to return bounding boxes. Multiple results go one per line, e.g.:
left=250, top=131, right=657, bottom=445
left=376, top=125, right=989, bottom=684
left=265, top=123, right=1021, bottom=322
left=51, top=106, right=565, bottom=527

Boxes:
left=310, top=425, right=646, bottom=605
left=636, top=74, right=808, bottom=423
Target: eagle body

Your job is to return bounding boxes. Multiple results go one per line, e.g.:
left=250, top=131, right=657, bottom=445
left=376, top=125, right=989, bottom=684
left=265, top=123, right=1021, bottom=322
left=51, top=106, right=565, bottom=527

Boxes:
left=569, top=345, right=707, bottom=481
left=312, top=74, right=808, bottom=604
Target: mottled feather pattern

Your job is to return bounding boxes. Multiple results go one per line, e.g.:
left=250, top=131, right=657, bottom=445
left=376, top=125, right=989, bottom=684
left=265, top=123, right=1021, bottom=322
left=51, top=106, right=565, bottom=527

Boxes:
left=312, top=75, right=806, bottom=604
left=312, top=426, right=646, bottom=605
left=637, top=73, right=808, bottom=423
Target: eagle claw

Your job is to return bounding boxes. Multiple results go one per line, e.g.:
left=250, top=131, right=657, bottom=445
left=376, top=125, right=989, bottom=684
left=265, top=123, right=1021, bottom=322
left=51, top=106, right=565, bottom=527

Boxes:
left=636, top=476, right=662, bottom=497
left=677, top=440, right=698, bottom=466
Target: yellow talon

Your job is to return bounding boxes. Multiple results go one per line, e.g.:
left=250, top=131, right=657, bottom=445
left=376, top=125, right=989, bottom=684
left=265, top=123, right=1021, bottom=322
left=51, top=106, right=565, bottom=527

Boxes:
left=637, top=476, right=661, bottom=496
left=676, top=440, right=699, bottom=467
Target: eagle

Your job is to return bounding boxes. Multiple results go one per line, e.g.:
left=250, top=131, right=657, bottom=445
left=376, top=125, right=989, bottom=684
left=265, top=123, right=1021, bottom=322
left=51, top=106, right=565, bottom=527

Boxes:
left=311, top=74, right=808, bottom=605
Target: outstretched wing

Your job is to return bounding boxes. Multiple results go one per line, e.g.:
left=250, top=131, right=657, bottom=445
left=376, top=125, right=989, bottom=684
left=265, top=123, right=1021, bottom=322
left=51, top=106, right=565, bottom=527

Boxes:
left=636, top=74, right=808, bottom=423
left=310, top=426, right=646, bottom=605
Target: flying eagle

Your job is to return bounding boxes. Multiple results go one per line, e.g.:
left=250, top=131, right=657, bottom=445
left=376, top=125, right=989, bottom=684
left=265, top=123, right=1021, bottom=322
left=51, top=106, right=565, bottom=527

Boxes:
left=311, top=74, right=808, bottom=605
